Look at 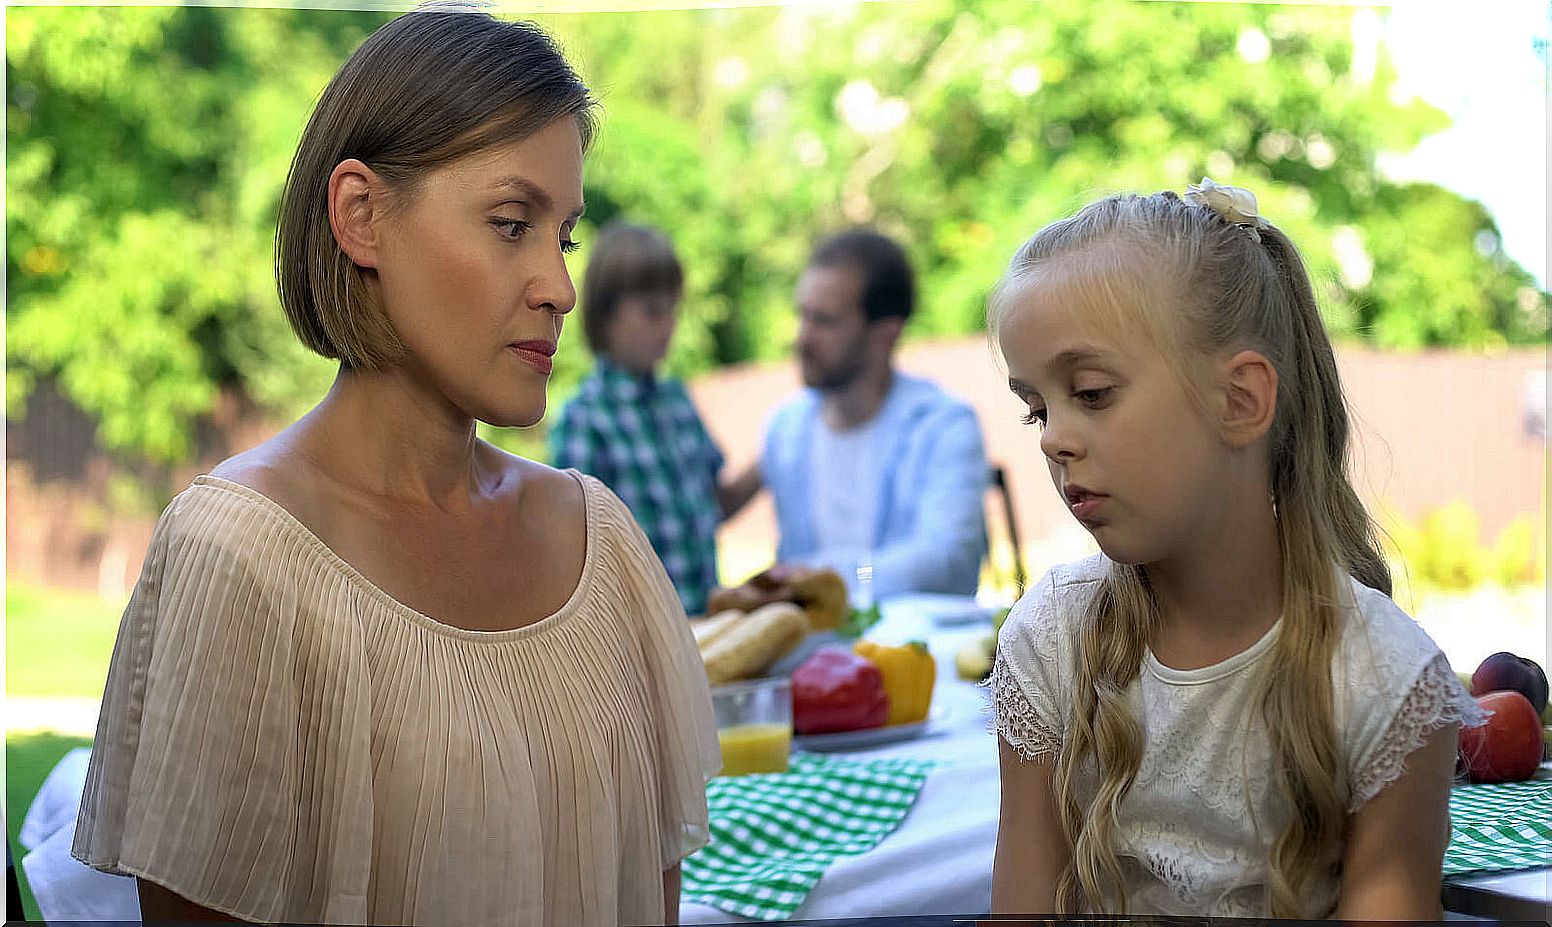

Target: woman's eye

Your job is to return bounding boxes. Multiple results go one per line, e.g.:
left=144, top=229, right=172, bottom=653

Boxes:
left=491, top=218, right=532, bottom=240
left=561, top=238, right=581, bottom=255
left=1020, top=407, right=1047, bottom=429
left=1074, top=387, right=1113, bottom=406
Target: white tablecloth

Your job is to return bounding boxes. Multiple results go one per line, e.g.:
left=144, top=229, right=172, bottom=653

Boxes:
left=18, top=594, right=1004, bottom=923
left=682, top=593, right=1003, bottom=923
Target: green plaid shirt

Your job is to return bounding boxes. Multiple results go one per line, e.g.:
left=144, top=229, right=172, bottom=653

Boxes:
left=548, top=359, right=724, bottom=615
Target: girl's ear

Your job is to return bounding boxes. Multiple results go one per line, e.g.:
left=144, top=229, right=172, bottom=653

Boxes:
left=328, top=158, right=387, bottom=269
left=1218, top=349, right=1278, bottom=447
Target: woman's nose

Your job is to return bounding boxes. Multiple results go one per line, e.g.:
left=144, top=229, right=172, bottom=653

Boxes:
left=529, top=248, right=577, bottom=315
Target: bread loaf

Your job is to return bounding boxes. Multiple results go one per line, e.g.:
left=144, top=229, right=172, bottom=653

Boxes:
left=690, top=609, right=745, bottom=649
left=700, top=601, right=809, bottom=685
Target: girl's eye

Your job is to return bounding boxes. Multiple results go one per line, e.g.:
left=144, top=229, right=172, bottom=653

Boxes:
left=492, top=218, right=532, bottom=240
left=1020, top=407, right=1048, bottom=429
left=1074, top=386, right=1113, bottom=407
left=561, top=238, right=581, bottom=255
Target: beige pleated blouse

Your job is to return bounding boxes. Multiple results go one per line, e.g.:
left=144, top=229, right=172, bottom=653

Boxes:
left=72, top=473, right=721, bottom=926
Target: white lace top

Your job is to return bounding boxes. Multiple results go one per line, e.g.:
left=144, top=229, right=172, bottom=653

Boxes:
left=990, top=554, right=1483, bottom=917
left=72, top=474, right=721, bottom=927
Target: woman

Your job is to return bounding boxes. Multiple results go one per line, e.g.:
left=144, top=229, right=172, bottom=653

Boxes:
left=71, top=9, right=720, bottom=925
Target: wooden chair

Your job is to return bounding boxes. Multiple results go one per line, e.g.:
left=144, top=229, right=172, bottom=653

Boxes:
left=987, top=464, right=1028, bottom=596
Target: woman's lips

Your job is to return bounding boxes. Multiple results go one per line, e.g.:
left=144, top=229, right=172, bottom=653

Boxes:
left=509, top=341, right=555, bottom=375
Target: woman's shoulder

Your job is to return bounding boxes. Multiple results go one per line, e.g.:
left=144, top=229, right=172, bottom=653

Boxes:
left=485, top=443, right=589, bottom=506
left=483, top=446, right=630, bottom=564
left=205, top=441, right=324, bottom=517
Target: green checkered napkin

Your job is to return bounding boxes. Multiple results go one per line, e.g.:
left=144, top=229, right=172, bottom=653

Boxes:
left=681, top=752, right=937, bottom=921
left=1443, top=777, right=1552, bottom=875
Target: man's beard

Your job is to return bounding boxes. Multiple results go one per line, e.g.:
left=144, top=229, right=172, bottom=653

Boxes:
left=800, top=350, right=866, bottom=392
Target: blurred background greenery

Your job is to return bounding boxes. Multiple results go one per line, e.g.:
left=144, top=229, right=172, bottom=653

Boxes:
left=4, top=6, right=1547, bottom=915
left=7, top=2, right=1546, bottom=508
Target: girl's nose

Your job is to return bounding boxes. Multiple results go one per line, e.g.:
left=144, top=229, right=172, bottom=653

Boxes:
left=1040, top=414, right=1082, bottom=463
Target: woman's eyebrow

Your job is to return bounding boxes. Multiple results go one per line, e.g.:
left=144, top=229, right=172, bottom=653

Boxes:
left=490, top=175, right=585, bottom=221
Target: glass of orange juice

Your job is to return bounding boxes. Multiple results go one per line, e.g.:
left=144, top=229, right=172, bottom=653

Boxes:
left=712, top=677, right=792, bottom=776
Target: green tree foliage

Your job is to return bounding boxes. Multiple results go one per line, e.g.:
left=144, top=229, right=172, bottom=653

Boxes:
left=7, top=3, right=1546, bottom=475
left=7, top=8, right=390, bottom=460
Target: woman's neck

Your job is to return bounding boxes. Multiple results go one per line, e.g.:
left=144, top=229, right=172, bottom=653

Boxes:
left=290, top=366, right=494, bottom=512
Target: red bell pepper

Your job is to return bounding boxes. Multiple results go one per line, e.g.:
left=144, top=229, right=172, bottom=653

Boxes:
left=791, top=647, right=890, bottom=734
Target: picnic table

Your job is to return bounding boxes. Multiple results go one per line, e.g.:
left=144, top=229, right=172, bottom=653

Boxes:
left=681, top=593, right=1552, bottom=923
left=16, top=594, right=1550, bottom=922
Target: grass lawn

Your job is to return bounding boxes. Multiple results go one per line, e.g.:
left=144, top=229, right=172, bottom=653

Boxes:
left=7, top=581, right=123, bottom=921
left=6, top=581, right=123, bottom=700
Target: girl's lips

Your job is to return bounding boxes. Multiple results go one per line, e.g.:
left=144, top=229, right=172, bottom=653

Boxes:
left=1063, top=487, right=1107, bottom=525
left=1070, top=496, right=1104, bottom=524
left=508, top=344, right=553, bottom=375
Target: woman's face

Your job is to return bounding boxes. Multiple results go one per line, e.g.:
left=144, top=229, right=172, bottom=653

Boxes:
left=371, top=117, right=585, bottom=428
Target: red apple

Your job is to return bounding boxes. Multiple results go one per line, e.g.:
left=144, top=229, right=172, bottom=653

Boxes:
left=1459, top=690, right=1545, bottom=783
left=1471, top=652, right=1549, bottom=717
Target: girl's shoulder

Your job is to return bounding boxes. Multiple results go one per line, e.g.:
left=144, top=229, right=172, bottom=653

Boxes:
left=998, top=553, right=1108, bottom=648
left=990, top=555, right=1108, bottom=724
left=1333, top=572, right=1482, bottom=809
left=1334, top=574, right=1447, bottom=682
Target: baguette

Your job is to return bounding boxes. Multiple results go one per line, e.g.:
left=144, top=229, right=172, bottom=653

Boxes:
left=690, top=609, right=746, bottom=649
left=700, top=601, right=809, bottom=685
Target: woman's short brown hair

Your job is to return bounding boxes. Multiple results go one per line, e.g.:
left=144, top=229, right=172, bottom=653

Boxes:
left=274, top=7, right=597, bottom=369
left=580, top=220, right=684, bottom=355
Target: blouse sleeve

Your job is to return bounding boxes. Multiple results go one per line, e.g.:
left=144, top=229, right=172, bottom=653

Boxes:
left=987, top=566, right=1084, bottom=763
left=585, top=475, right=721, bottom=867
left=71, top=485, right=373, bottom=924
left=1337, top=582, right=1487, bottom=811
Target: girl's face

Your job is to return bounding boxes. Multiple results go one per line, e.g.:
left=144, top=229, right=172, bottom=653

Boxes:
left=605, top=289, right=680, bottom=375
left=996, top=269, right=1237, bottom=567
left=370, top=117, right=585, bottom=428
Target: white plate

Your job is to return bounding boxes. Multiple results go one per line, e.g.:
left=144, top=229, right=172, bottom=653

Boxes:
left=793, top=706, right=948, bottom=753
left=931, top=603, right=996, bottom=628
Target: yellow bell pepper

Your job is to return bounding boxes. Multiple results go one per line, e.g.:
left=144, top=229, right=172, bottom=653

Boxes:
left=852, top=639, right=936, bottom=726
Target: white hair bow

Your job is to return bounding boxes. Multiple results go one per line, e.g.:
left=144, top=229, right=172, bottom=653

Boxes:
left=1183, top=177, right=1268, bottom=242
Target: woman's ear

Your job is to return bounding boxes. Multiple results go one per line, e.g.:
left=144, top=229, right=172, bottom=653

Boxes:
left=1219, top=349, right=1278, bottom=447
left=328, top=159, right=386, bottom=269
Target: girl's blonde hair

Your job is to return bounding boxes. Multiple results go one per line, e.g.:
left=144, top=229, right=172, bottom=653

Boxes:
left=990, top=191, right=1390, bottom=917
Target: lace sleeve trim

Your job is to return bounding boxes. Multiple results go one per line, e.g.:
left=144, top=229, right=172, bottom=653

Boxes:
left=1349, top=652, right=1489, bottom=810
left=983, top=646, right=1062, bottom=762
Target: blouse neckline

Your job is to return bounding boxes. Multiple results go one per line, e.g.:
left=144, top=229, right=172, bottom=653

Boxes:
left=1144, top=617, right=1283, bottom=686
left=188, top=472, right=599, bottom=644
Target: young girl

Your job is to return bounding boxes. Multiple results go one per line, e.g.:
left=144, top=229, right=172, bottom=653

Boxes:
left=988, top=180, right=1483, bottom=919
left=71, top=10, right=719, bottom=926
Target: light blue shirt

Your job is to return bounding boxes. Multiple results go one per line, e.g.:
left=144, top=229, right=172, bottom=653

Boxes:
left=761, top=372, right=989, bottom=599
